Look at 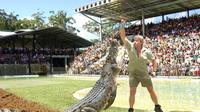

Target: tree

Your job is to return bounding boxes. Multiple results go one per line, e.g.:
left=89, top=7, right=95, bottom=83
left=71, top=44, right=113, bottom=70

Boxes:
left=0, top=9, right=19, bottom=31
left=16, top=18, right=36, bottom=30
left=83, top=19, right=116, bottom=40
left=31, top=11, right=46, bottom=29
left=0, top=9, right=47, bottom=31
left=48, top=10, right=76, bottom=33
left=83, top=19, right=132, bottom=40
left=0, top=9, right=7, bottom=30
left=0, top=9, right=77, bottom=33
left=7, top=12, right=19, bottom=31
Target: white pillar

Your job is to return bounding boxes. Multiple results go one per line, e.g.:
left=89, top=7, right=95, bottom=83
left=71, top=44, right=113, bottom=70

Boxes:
left=99, top=18, right=103, bottom=41
left=142, top=12, right=145, bottom=37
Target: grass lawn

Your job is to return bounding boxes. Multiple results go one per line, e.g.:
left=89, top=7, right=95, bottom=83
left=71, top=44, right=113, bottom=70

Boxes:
left=1, top=76, right=199, bottom=112
left=0, top=76, right=127, bottom=112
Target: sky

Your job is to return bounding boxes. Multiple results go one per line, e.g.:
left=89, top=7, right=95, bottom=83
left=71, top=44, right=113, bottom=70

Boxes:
left=0, top=0, right=100, bottom=41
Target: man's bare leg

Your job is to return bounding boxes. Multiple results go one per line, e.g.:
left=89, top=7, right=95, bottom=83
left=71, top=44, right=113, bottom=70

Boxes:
left=146, top=86, right=163, bottom=112
left=146, top=86, right=158, bottom=104
left=129, top=86, right=137, bottom=112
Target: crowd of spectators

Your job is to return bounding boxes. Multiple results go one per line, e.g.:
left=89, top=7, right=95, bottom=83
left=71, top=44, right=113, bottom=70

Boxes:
left=144, top=32, right=199, bottom=76
left=125, top=15, right=200, bottom=38
left=70, top=38, right=112, bottom=74
left=0, top=48, right=74, bottom=64
left=70, top=15, right=200, bottom=76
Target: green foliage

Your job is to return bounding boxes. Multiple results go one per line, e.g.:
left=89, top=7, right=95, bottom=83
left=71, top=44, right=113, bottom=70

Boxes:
left=0, top=9, right=19, bottom=31
left=16, top=18, right=35, bottom=30
left=82, top=19, right=115, bottom=38
left=31, top=11, right=46, bottom=29
left=0, top=9, right=76, bottom=33
left=48, top=10, right=76, bottom=33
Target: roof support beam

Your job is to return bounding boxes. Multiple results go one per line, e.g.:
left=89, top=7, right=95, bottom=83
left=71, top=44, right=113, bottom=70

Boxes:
left=81, top=13, right=101, bottom=25
left=81, top=13, right=105, bottom=42
left=12, top=36, right=16, bottom=49
left=162, top=15, right=165, bottom=22
left=187, top=10, right=189, bottom=18
left=177, top=3, right=189, bottom=10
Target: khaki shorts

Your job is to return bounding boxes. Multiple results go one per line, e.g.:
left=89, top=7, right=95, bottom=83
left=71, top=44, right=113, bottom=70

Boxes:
left=129, top=72, right=153, bottom=87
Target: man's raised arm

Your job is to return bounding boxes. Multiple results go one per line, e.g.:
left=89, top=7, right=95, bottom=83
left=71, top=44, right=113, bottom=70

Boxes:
left=119, top=19, right=128, bottom=45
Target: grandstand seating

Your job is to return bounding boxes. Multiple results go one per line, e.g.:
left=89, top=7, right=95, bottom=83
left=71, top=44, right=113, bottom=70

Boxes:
left=70, top=15, right=200, bottom=76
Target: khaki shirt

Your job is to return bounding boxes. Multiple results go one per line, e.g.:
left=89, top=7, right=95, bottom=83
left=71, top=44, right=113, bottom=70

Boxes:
left=125, top=40, right=154, bottom=77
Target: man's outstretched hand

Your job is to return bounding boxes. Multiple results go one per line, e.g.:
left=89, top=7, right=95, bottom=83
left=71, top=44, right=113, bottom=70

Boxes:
left=121, top=18, right=126, bottom=24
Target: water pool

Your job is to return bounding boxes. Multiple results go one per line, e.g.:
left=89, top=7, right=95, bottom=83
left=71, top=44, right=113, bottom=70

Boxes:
left=74, top=78, right=200, bottom=111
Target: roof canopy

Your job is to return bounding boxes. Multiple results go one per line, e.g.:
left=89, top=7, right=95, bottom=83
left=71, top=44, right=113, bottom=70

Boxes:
left=75, top=0, right=200, bottom=22
left=0, top=31, right=16, bottom=38
left=0, top=27, right=92, bottom=48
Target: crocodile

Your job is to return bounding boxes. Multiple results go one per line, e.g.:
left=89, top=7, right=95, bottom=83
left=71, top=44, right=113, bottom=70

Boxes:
left=65, top=39, right=121, bottom=112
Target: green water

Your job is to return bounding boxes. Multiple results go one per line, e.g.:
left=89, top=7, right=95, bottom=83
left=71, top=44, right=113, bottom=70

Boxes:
left=76, top=78, right=200, bottom=111
left=114, top=79, right=200, bottom=111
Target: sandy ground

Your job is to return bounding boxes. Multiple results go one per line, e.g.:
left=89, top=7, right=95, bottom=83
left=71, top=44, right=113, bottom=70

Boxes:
left=0, top=89, right=59, bottom=112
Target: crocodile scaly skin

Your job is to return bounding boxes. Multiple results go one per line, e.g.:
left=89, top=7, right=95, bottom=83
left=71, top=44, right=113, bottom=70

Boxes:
left=65, top=39, right=121, bottom=112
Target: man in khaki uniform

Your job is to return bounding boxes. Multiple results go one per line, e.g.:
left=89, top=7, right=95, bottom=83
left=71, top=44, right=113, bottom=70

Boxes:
left=119, top=20, right=163, bottom=112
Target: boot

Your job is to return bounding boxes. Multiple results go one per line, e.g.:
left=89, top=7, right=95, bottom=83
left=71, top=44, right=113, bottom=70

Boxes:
left=154, top=104, right=163, bottom=112
left=128, top=108, right=134, bottom=112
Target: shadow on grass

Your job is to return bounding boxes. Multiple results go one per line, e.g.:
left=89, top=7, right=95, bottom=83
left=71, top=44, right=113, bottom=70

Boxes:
left=106, top=107, right=195, bottom=112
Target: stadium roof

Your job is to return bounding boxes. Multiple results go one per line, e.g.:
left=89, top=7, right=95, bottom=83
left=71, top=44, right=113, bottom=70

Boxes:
left=0, top=27, right=92, bottom=48
left=0, top=31, right=16, bottom=38
left=75, top=0, right=200, bottom=22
